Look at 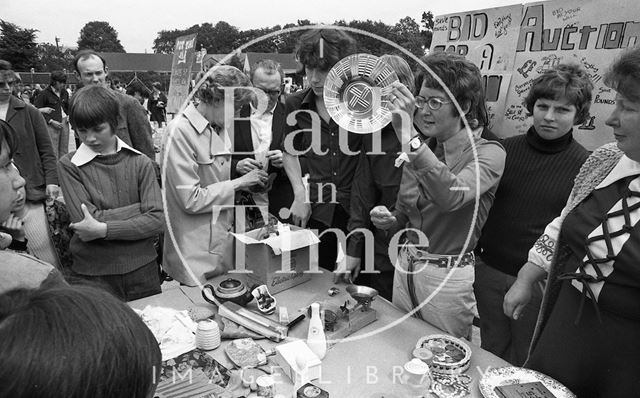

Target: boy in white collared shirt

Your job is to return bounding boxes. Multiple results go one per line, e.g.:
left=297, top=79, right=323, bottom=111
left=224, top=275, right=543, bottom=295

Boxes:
left=58, top=85, right=164, bottom=301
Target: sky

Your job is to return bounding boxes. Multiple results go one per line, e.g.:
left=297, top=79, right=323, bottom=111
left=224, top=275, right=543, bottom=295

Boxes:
left=3, top=0, right=536, bottom=53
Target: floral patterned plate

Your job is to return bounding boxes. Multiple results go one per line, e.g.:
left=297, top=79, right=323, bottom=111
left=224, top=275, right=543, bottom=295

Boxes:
left=415, top=334, right=471, bottom=375
left=479, top=366, right=575, bottom=398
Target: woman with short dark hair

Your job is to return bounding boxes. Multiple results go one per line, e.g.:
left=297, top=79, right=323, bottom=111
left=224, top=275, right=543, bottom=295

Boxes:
left=371, top=52, right=506, bottom=339
left=475, top=63, right=592, bottom=365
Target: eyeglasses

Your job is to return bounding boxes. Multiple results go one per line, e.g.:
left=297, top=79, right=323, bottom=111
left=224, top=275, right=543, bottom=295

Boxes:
left=257, top=87, right=281, bottom=97
left=415, top=96, right=453, bottom=111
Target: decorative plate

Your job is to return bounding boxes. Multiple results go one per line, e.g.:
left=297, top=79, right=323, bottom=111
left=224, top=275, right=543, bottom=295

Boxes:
left=324, top=53, right=398, bottom=134
left=414, top=334, right=471, bottom=375
left=224, top=338, right=266, bottom=368
left=479, top=367, right=576, bottom=398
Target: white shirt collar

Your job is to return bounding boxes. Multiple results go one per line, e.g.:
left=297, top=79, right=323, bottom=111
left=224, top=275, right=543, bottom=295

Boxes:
left=595, top=154, right=640, bottom=190
left=250, top=102, right=276, bottom=117
left=71, top=137, right=141, bottom=166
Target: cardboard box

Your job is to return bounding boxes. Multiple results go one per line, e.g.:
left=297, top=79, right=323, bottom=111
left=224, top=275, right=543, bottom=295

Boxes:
left=231, top=225, right=319, bottom=294
left=274, top=340, right=322, bottom=385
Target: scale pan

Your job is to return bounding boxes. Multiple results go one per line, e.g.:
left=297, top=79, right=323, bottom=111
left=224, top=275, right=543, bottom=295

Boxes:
left=346, top=284, right=379, bottom=302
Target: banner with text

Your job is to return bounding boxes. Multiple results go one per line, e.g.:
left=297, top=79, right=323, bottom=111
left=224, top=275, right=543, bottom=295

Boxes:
left=431, top=0, right=640, bottom=150
left=167, top=33, right=197, bottom=114
left=432, top=4, right=523, bottom=132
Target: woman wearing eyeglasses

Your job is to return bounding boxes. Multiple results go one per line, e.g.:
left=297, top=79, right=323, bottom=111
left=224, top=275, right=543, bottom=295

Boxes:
left=370, top=52, right=506, bottom=339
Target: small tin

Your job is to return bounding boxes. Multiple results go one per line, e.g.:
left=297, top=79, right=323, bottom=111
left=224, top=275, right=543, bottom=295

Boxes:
left=256, top=374, right=275, bottom=398
left=297, top=382, right=329, bottom=398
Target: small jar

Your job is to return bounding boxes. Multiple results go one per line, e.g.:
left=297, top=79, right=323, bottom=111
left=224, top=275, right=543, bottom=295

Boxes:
left=256, top=374, right=275, bottom=398
left=195, top=319, right=220, bottom=351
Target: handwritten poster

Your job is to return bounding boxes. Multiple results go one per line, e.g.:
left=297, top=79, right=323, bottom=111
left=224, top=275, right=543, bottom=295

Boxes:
left=431, top=5, right=523, bottom=132
left=431, top=0, right=640, bottom=150
left=167, top=33, right=197, bottom=114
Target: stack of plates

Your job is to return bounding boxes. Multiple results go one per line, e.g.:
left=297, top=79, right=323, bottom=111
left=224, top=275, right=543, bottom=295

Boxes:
left=195, top=319, right=221, bottom=351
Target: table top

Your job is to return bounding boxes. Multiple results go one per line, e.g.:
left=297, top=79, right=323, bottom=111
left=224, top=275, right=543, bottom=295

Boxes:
left=131, top=271, right=510, bottom=397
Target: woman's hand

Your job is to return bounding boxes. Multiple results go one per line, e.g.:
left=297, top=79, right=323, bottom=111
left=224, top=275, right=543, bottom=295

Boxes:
left=503, top=261, right=547, bottom=320
left=236, top=158, right=263, bottom=175
left=237, top=169, right=268, bottom=191
left=503, top=278, right=534, bottom=320
left=370, top=205, right=397, bottom=231
left=388, top=82, right=417, bottom=147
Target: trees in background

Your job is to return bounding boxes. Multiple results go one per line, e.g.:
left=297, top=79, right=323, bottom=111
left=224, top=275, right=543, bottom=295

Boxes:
left=152, top=15, right=432, bottom=59
left=2, top=13, right=434, bottom=73
left=35, top=43, right=75, bottom=72
left=421, top=11, right=435, bottom=50
left=77, top=21, right=125, bottom=52
left=0, top=20, right=38, bottom=71
left=153, top=21, right=242, bottom=54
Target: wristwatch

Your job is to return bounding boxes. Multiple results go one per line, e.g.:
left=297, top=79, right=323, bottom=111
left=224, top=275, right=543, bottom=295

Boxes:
left=409, top=135, right=425, bottom=151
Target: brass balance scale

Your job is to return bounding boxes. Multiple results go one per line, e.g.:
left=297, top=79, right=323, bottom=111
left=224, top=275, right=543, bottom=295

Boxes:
left=320, top=285, right=379, bottom=347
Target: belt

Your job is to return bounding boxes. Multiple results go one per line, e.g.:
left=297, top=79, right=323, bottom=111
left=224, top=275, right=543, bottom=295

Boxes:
left=406, top=245, right=475, bottom=269
left=404, top=245, right=475, bottom=320
left=402, top=233, right=475, bottom=268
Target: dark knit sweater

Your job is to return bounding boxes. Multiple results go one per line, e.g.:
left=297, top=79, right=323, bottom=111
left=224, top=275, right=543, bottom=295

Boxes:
left=477, top=127, right=589, bottom=276
left=58, top=149, right=164, bottom=276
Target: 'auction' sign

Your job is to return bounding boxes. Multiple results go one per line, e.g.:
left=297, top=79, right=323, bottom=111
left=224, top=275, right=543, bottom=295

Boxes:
left=431, top=0, right=640, bottom=150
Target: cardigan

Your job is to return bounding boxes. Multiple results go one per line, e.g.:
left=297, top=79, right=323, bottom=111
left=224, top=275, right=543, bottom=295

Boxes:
left=527, top=142, right=624, bottom=357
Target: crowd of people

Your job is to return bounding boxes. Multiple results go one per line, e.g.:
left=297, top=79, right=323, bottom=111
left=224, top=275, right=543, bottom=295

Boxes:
left=1, top=27, right=639, bottom=397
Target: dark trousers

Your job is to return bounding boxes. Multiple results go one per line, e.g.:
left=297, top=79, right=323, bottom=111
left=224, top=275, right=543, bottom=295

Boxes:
left=474, top=258, right=542, bottom=365
left=307, top=205, right=349, bottom=271
left=72, top=260, right=162, bottom=302
left=357, top=270, right=394, bottom=301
